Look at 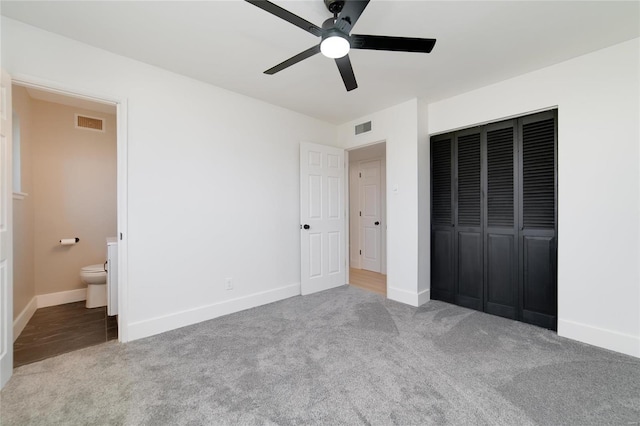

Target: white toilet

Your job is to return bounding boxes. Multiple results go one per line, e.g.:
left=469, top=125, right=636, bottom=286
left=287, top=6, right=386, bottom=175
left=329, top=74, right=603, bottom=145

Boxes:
left=80, top=263, right=107, bottom=308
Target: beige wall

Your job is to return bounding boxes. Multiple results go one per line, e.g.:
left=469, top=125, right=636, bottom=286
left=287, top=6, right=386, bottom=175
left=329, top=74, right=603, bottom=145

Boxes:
left=32, top=100, right=116, bottom=295
left=12, top=86, right=36, bottom=319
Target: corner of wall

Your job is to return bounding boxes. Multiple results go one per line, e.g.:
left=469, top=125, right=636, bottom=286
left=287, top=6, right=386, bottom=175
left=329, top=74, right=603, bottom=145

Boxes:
left=387, top=285, right=430, bottom=307
left=417, top=99, right=431, bottom=297
left=11, top=85, right=37, bottom=321
left=12, top=296, right=37, bottom=341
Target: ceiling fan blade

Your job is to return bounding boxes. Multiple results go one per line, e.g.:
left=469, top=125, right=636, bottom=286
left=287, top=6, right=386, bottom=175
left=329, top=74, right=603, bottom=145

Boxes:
left=351, top=35, right=436, bottom=53
left=334, top=0, right=370, bottom=34
left=264, top=45, right=321, bottom=75
left=245, top=0, right=322, bottom=37
left=335, top=55, right=358, bottom=91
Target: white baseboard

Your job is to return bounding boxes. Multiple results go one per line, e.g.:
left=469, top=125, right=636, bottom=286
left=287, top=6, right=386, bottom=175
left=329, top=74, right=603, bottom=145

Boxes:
left=37, top=288, right=86, bottom=308
left=417, top=288, right=430, bottom=306
left=13, top=296, right=38, bottom=342
left=387, top=286, right=429, bottom=307
left=127, top=283, right=301, bottom=341
left=558, top=319, right=640, bottom=358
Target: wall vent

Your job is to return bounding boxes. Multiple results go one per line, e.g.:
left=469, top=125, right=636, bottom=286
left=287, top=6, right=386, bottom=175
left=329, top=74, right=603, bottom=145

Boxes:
left=75, top=114, right=105, bottom=132
left=355, top=121, right=372, bottom=135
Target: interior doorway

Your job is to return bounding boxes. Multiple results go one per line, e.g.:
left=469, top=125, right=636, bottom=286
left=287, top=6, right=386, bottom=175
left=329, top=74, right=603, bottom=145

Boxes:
left=10, top=83, right=121, bottom=367
left=347, top=142, right=387, bottom=296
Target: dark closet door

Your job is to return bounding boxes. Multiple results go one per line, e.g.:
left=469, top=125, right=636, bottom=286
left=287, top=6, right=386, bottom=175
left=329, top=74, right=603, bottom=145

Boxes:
left=430, top=135, right=455, bottom=303
left=484, top=121, right=519, bottom=319
left=454, top=130, right=483, bottom=310
left=430, top=110, right=557, bottom=331
left=518, top=111, right=558, bottom=330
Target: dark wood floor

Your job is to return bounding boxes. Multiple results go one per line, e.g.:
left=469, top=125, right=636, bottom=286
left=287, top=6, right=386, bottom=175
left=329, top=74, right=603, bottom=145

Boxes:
left=14, top=302, right=117, bottom=367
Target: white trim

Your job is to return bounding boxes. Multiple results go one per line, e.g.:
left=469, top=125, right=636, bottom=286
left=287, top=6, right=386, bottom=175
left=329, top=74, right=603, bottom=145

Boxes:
left=428, top=106, right=559, bottom=137
left=115, top=100, right=128, bottom=342
left=558, top=319, right=640, bottom=358
left=127, top=283, right=301, bottom=341
left=11, top=73, right=129, bottom=344
left=13, top=296, right=37, bottom=342
left=12, top=191, right=27, bottom=200
left=387, top=286, right=429, bottom=307
left=37, top=288, right=86, bottom=308
left=11, top=76, right=122, bottom=107
left=417, top=288, right=430, bottom=306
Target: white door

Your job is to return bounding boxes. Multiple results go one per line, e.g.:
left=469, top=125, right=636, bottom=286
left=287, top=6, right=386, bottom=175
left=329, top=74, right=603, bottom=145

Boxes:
left=359, top=160, right=381, bottom=272
left=0, top=69, right=14, bottom=389
left=300, top=142, right=345, bottom=295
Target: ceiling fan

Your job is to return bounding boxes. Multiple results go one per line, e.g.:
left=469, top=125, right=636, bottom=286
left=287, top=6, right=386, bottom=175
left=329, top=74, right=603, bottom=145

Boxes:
left=246, top=0, right=436, bottom=91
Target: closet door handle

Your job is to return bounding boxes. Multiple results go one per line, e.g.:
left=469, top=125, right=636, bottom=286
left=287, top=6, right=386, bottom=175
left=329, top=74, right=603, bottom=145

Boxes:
left=374, top=221, right=380, bottom=226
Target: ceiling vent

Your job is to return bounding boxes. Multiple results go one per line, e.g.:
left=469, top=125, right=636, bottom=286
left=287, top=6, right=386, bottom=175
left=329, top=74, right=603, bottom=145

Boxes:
left=355, top=121, right=372, bottom=135
left=75, top=114, right=104, bottom=132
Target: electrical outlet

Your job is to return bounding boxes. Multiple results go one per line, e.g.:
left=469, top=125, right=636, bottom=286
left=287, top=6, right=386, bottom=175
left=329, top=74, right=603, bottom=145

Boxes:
left=225, top=277, right=233, bottom=290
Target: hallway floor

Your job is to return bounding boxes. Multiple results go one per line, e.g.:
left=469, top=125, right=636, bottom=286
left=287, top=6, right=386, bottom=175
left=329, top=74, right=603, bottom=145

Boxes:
left=13, top=301, right=117, bottom=367
left=349, top=267, right=387, bottom=296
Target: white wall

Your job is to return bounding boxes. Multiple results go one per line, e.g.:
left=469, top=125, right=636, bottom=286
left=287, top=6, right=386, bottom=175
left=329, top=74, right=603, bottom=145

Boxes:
left=1, top=17, right=337, bottom=340
left=338, top=100, right=429, bottom=306
left=428, top=38, right=640, bottom=357
left=12, top=86, right=36, bottom=322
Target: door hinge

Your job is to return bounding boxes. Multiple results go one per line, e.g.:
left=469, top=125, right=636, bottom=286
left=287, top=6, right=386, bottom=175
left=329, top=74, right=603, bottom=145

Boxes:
left=359, top=172, right=361, bottom=178
left=120, top=233, right=123, bottom=240
left=359, top=250, right=362, bottom=255
left=359, top=211, right=361, bottom=216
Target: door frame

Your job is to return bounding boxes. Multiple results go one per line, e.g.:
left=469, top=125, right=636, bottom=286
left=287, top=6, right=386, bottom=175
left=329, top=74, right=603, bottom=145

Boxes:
left=10, top=74, right=130, bottom=343
left=345, top=141, right=388, bottom=281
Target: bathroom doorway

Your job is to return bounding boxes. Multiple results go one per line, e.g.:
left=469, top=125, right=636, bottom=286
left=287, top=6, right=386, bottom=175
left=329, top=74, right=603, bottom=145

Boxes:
left=11, top=83, right=121, bottom=366
left=347, top=142, right=387, bottom=295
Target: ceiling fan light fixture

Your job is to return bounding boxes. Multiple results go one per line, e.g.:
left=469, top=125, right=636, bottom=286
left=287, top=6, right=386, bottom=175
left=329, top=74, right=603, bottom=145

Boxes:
left=320, top=34, right=350, bottom=58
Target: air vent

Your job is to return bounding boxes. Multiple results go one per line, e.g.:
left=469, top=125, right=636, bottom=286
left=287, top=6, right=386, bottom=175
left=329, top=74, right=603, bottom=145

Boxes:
left=355, top=121, right=372, bottom=135
left=75, top=114, right=104, bottom=132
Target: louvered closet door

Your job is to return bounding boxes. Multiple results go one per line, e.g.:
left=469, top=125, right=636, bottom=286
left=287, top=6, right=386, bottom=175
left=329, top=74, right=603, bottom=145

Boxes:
left=431, top=135, right=454, bottom=303
left=484, top=121, right=518, bottom=319
left=519, top=111, right=557, bottom=330
left=454, top=130, right=483, bottom=310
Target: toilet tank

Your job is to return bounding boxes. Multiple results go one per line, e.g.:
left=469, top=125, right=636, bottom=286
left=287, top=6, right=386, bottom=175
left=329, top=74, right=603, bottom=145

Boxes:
left=107, top=237, right=118, bottom=316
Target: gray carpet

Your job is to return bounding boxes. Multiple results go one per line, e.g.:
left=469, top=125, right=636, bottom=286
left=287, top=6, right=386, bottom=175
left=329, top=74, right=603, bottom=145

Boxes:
left=1, top=286, right=639, bottom=425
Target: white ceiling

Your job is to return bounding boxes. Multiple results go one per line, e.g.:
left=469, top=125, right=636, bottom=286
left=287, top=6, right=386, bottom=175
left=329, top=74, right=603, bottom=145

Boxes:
left=2, top=1, right=638, bottom=124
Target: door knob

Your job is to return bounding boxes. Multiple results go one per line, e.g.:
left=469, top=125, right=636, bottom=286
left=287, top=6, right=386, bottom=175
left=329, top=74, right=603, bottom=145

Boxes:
left=374, top=221, right=380, bottom=226
left=303, top=224, right=310, bottom=230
